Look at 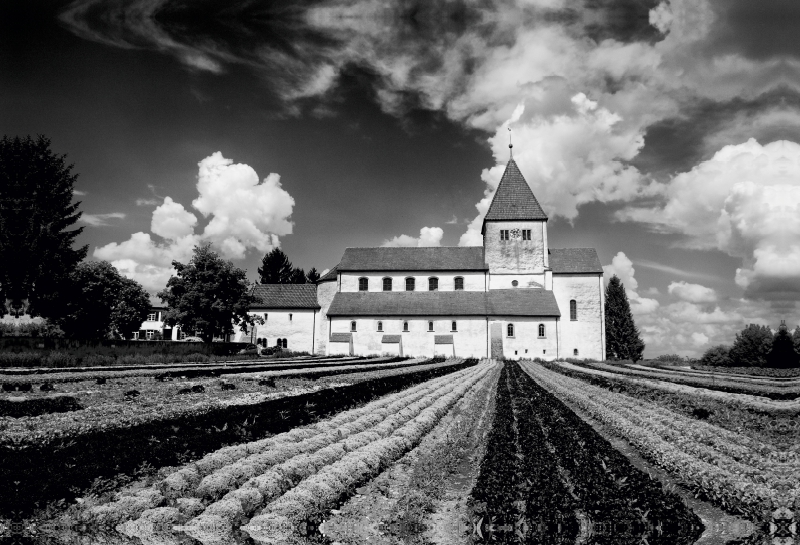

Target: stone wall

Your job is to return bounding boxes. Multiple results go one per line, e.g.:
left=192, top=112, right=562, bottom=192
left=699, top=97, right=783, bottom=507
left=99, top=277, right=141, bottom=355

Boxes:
left=551, top=274, right=605, bottom=360
left=484, top=221, right=547, bottom=274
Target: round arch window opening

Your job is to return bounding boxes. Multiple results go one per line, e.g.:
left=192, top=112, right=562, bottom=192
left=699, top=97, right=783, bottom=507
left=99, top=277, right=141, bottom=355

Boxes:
left=511, top=280, right=518, bottom=287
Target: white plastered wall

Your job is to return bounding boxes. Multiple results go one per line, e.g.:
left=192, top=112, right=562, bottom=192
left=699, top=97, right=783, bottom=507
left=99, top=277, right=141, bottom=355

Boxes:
left=551, top=274, right=605, bottom=360
left=339, top=271, right=486, bottom=292
left=488, top=316, right=559, bottom=360
left=315, top=281, right=338, bottom=355
left=246, top=309, right=317, bottom=353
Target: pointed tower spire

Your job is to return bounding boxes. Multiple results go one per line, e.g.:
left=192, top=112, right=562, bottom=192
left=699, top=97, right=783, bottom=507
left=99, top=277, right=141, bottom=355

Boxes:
left=481, top=159, right=547, bottom=234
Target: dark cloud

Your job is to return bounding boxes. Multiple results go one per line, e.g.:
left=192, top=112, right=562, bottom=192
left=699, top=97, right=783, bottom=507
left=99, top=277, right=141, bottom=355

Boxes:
left=707, top=0, right=800, bottom=61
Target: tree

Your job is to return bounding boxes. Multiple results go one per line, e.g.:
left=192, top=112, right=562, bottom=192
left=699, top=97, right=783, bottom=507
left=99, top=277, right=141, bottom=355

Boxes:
left=700, top=345, right=732, bottom=366
left=306, top=267, right=321, bottom=283
left=60, top=261, right=150, bottom=340
left=258, top=248, right=294, bottom=284
left=728, top=324, right=773, bottom=367
left=793, top=326, right=800, bottom=356
left=0, top=136, right=87, bottom=319
left=604, top=275, right=645, bottom=363
left=158, top=244, right=257, bottom=343
left=766, top=322, right=799, bottom=368
left=289, top=267, right=306, bottom=284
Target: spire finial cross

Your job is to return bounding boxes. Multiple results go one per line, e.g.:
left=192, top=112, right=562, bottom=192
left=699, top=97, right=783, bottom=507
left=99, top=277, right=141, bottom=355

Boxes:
left=508, top=127, right=513, bottom=159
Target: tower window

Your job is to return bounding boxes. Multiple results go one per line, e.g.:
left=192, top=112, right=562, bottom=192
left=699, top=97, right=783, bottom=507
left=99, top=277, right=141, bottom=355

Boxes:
left=507, top=323, right=514, bottom=337
left=500, top=230, right=509, bottom=241
left=538, top=324, right=545, bottom=338
left=428, top=277, right=438, bottom=291
left=574, top=349, right=579, bottom=356
left=350, top=321, right=357, bottom=332
left=454, top=277, right=464, bottom=290
left=403, top=321, right=409, bottom=332
left=359, top=277, right=368, bottom=291
left=570, top=300, right=577, bottom=321
left=405, top=277, right=415, bottom=291
left=522, top=229, right=531, bottom=240
left=377, top=321, right=383, bottom=332
left=451, top=321, right=457, bottom=331
left=382, top=277, right=392, bottom=291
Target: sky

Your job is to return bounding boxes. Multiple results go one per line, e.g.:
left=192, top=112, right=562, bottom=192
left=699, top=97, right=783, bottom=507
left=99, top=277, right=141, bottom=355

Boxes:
left=2, top=0, right=799, bottom=358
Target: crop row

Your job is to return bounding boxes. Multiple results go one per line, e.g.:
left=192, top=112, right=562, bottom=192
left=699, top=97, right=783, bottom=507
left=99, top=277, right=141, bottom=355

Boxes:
left=1, top=357, right=477, bottom=517
left=522, top=361, right=789, bottom=524
left=470, top=362, right=702, bottom=544
left=625, top=363, right=799, bottom=384
left=106, top=361, right=494, bottom=544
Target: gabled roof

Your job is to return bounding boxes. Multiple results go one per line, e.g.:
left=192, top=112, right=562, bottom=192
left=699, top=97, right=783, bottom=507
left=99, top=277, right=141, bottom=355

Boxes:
left=327, top=289, right=560, bottom=317
left=338, top=247, right=487, bottom=272
left=548, top=248, right=603, bottom=274
left=482, top=159, right=548, bottom=233
left=318, top=264, right=339, bottom=283
left=250, top=284, right=320, bottom=309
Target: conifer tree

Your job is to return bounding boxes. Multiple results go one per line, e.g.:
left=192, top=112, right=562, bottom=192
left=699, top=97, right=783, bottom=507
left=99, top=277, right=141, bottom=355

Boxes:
left=306, top=267, right=321, bottom=283
left=765, top=322, right=798, bottom=368
left=257, top=248, right=294, bottom=284
left=604, top=275, right=645, bottom=362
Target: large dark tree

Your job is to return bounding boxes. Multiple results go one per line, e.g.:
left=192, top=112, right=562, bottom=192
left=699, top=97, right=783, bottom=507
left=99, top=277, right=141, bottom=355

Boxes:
left=728, top=324, right=773, bottom=367
left=158, top=244, right=257, bottom=343
left=257, top=248, right=294, bottom=284
left=766, top=322, right=799, bottom=368
left=0, top=136, right=87, bottom=319
left=604, top=275, right=645, bottom=363
left=793, top=326, right=800, bottom=356
left=60, top=261, right=150, bottom=340
left=289, top=267, right=306, bottom=284
left=306, top=267, right=321, bottom=283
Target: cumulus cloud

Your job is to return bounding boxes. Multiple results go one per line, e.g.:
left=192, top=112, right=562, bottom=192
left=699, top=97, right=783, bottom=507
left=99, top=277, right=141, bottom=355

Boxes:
left=619, top=139, right=800, bottom=302
left=94, top=153, right=295, bottom=292
left=667, top=281, right=717, bottom=303
left=80, top=212, right=126, bottom=226
left=382, top=227, right=443, bottom=248
left=603, top=252, right=659, bottom=315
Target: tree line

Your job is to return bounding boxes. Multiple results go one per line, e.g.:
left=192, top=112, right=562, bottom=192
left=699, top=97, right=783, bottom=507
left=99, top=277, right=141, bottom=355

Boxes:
left=0, top=136, right=321, bottom=343
left=701, top=322, right=799, bottom=368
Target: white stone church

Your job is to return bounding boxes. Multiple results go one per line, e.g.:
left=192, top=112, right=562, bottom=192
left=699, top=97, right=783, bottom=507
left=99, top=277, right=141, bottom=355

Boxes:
left=233, top=159, right=606, bottom=360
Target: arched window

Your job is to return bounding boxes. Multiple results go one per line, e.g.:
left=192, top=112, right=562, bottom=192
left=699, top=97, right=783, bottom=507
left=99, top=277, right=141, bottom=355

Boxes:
left=405, top=277, right=415, bottom=291
left=451, top=321, right=457, bottom=331
left=350, top=321, right=357, bottom=332
left=382, top=277, right=392, bottom=291
left=570, top=300, right=577, bottom=321
left=403, top=321, right=409, bottom=332
left=359, top=277, right=369, bottom=291
left=428, top=321, right=434, bottom=332
left=276, top=338, right=282, bottom=347
left=538, top=324, right=545, bottom=337
left=454, top=277, right=464, bottom=290
left=428, top=277, right=439, bottom=291
left=573, top=348, right=579, bottom=356
left=377, top=321, right=383, bottom=332
left=282, top=339, right=288, bottom=349
left=507, top=323, right=514, bottom=337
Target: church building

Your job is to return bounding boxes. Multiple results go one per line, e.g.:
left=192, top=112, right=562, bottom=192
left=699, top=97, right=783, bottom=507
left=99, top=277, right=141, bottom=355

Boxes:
left=235, top=158, right=606, bottom=360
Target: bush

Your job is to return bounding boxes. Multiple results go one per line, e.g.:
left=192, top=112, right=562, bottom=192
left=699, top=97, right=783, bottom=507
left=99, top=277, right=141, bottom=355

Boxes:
left=700, top=345, right=732, bottom=366
left=42, top=351, right=76, bottom=367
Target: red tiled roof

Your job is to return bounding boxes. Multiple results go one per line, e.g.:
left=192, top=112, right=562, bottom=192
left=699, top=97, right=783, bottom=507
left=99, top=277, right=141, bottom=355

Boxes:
left=482, top=159, right=547, bottom=233
left=548, top=248, right=603, bottom=274
left=250, top=284, right=320, bottom=309
left=338, top=247, right=487, bottom=271
left=328, top=289, right=560, bottom=317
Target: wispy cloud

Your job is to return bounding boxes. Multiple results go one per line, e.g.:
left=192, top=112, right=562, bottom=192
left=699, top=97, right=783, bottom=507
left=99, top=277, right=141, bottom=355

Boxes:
left=635, top=259, right=720, bottom=282
left=136, top=198, right=160, bottom=206
left=73, top=189, right=87, bottom=196
left=445, top=215, right=459, bottom=225
left=80, top=213, right=126, bottom=227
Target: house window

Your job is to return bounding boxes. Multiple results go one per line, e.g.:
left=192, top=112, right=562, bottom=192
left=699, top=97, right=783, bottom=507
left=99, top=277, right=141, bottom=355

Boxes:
left=405, top=277, right=415, bottom=291
left=500, top=230, right=509, bottom=241
left=403, top=321, right=409, bottom=332
left=377, top=321, right=383, bottom=332
left=428, top=321, right=434, bottom=332
left=383, top=277, right=392, bottom=291
left=428, top=277, right=438, bottom=291
left=522, top=229, right=531, bottom=240
left=132, top=332, right=139, bottom=340
left=507, top=324, right=514, bottom=337
left=359, top=277, right=369, bottom=291
left=454, top=277, right=464, bottom=290
left=147, top=313, right=157, bottom=322
left=570, top=300, right=577, bottom=321
left=146, top=330, right=155, bottom=340
left=451, top=321, right=457, bottom=331
left=179, top=330, right=186, bottom=341
left=538, top=324, right=545, bottom=338
left=574, top=349, right=579, bottom=356
left=350, top=321, right=357, bottom=332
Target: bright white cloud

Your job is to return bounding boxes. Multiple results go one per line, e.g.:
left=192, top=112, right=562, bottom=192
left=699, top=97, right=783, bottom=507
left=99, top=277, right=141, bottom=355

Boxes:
left=382, top=226, right=443, bottom=248
left=619, top=139, right=800, bottom=301
left=667, top=281, right=717, bottom=303
left=603, top=252, right=659, bottom=317
left=94, top=152, right=295, bottom=293
left=80, top=212, right=126, bottom=227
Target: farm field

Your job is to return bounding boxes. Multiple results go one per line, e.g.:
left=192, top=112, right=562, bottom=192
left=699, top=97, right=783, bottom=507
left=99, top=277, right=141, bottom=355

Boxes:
left=7, top=358, right=794, bottom=545
left=524, top=360, right=798, bottom=543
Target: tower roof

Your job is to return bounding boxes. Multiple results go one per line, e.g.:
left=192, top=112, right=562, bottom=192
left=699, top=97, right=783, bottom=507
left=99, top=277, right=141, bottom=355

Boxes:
left=482, top=159, right=547, bottom=233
